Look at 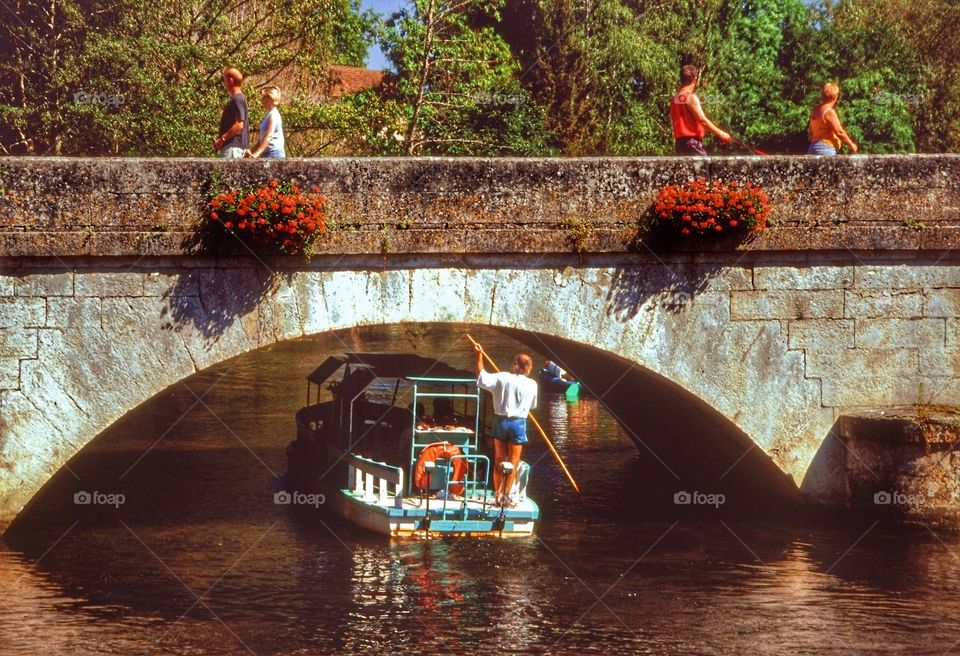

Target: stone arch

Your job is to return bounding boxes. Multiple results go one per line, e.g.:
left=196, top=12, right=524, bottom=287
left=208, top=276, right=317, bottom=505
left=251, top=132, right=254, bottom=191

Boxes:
left=1, top=260, right=829, bottom=530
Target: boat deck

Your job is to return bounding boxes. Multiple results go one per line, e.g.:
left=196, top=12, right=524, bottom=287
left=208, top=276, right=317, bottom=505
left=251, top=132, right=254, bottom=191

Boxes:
left=338, top=489, right=539, bottom=538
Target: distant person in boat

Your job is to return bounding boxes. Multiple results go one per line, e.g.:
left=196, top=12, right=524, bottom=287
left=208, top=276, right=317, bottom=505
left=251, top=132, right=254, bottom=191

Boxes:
left=474, top=344, right=538, bottom=507
left=214, top=66, right=248, bottom=158
left=808, top=82, right=858, bottom=155
left=671, top=64, right=731, bottom=156
left=244, top=86, right=286, bottom=159
left=542, top=360, right=569, bottom=383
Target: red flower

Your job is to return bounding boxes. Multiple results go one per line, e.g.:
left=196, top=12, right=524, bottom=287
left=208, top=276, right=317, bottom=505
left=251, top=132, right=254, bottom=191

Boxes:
left=655, top=178, right=768, bottom=238
left=209, top=179, right=328, bottom=255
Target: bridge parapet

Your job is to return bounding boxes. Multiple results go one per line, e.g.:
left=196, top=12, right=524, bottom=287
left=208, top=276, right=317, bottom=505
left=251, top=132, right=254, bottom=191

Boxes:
left=1, top=155, right=959, bottom=256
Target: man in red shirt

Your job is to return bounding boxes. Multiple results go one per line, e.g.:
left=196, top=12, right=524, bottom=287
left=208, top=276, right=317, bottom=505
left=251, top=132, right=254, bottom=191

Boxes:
left=671, top=64, right=731, bottom=155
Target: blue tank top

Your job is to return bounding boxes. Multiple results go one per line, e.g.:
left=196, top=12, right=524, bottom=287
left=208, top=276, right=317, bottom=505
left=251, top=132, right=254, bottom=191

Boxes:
left=259, top=108, right=285, bottom=158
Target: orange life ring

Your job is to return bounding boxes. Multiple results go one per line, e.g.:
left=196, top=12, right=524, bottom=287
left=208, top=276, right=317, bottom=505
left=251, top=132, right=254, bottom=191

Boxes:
left=413, top=442, right=468, bottom=495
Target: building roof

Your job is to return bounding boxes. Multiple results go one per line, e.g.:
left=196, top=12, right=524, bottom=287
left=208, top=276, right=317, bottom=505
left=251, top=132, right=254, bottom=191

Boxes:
left=324, top=65, right=386, bottom=99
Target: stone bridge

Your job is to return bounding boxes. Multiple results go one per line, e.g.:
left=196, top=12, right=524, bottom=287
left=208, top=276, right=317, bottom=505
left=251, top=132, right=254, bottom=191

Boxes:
left=2, top=156, right=960, bottom=531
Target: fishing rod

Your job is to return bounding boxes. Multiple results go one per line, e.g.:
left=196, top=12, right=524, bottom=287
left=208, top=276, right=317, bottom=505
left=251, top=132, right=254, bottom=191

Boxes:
left=465, top=333, right=582, bottom=495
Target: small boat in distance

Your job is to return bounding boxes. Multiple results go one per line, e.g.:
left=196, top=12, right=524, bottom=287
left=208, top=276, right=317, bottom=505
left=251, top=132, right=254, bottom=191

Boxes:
left=538, top=360, right=581, bottom=401
left=285, top=353, right=539, bottom=538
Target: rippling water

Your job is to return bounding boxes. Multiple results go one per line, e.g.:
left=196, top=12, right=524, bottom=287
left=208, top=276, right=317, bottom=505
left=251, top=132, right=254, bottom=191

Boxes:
left=3, top=324, right=960, bottom=654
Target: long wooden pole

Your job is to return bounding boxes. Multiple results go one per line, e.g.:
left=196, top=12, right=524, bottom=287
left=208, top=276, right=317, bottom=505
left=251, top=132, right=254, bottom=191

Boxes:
left=465, top=333, right=582, bottom=495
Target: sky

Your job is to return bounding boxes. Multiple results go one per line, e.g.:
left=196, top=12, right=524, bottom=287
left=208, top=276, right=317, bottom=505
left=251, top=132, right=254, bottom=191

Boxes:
left=360, top=0, right=405, bottom=70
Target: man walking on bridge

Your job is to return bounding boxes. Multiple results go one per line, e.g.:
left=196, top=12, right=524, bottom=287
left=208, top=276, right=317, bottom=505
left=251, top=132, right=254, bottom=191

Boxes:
left=671, top=64, right=731, bottom=156
left=213, top=67, right=249, bottom=158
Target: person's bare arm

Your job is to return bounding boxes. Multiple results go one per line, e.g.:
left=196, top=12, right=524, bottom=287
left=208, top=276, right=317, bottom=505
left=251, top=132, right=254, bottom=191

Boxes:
left=214, top=119, right=245, bottom=150
left=688, top=94, right=731, bottom=143
left=825, top=108, right=858, bottom=153
left=474, top=344, right=484, bottom=376
left=247, top=113, right=275, bottom=158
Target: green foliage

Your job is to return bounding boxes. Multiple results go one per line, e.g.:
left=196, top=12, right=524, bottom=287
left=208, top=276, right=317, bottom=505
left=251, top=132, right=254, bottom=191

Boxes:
left=0, top=0, right=375, bottom=155
left=0, top=0, right=952, bottom=155
left=379, top=0, right=549, bottom=155
left=283, top=89, right=408, bottom=156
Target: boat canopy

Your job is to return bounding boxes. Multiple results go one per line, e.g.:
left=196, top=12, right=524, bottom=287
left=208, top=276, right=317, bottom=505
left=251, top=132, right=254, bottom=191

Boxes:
left=306, top=355, right=348, bottom=386
left=306, top=352, right=474, bottom=389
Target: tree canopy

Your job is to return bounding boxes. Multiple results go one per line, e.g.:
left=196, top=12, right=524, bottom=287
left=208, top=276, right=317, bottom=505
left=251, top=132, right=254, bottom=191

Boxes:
left=0, top=0, right=954, bottom=156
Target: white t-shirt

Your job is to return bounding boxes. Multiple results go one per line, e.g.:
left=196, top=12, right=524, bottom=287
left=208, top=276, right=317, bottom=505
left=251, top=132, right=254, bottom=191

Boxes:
left=477, top=370, right=538, bottom=418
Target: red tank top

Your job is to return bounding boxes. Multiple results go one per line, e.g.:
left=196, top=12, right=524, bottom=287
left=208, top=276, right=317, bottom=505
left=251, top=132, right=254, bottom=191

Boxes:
left=671, top=93, right=705, bottom=139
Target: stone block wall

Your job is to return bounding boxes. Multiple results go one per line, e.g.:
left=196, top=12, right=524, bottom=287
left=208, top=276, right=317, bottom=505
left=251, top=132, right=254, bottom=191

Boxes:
left=2, top=155, right=960, bottom=256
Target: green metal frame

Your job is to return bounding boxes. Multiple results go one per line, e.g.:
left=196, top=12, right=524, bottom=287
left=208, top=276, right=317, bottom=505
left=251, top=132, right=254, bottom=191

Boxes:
left=407, top=376, right=483, bottom=497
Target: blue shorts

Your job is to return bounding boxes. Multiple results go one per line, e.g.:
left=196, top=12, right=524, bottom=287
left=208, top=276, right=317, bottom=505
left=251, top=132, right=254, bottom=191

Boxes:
left=493, top=416, right=528, bottom=445
left=807, top=141, right=837, bottom=156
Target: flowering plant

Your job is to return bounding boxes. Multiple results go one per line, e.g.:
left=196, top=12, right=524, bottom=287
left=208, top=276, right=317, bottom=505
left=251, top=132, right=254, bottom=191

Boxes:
left=653, top=178, right=770, bottom=237
left=208, top=180, right=328, bottom=255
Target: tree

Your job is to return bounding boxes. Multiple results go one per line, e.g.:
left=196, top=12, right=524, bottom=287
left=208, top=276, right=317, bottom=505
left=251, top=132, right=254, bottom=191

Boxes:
left=836, top=0, right=960, bottom=152
left=381, top=0, right=548, bottom=155
left=0, top=0, right=88, bottom=154
left=0, top=0, right=375, bottom=155
left=811, top=0, right=923, bottom=153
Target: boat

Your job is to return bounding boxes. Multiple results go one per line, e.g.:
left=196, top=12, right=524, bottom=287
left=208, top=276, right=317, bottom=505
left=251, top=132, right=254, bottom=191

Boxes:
left=285, top=353, right=540, bottom=538
left=538, top=361, right=581, bottom=401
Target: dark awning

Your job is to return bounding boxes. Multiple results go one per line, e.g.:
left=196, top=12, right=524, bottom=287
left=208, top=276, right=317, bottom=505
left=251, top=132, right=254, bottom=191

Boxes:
left=307, top=352, right=473, bottom=390
left=306, top=355, right=348, bottom=386
left=344, top=352, right=473, bottom=380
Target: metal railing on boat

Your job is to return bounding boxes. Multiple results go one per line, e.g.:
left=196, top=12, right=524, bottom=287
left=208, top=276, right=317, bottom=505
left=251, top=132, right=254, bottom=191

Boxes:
left=347, top=454, right=404, bottom=504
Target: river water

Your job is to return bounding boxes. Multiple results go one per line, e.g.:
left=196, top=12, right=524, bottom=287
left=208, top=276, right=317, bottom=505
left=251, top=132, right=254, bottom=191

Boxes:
left=2, top=324, right=960, bottom=655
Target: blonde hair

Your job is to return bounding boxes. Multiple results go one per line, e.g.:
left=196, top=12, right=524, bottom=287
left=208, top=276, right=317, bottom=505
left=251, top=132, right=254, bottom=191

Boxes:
left=261, top=86, right=282, bottom=103
left=821, top=83, right=839, bottom=102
